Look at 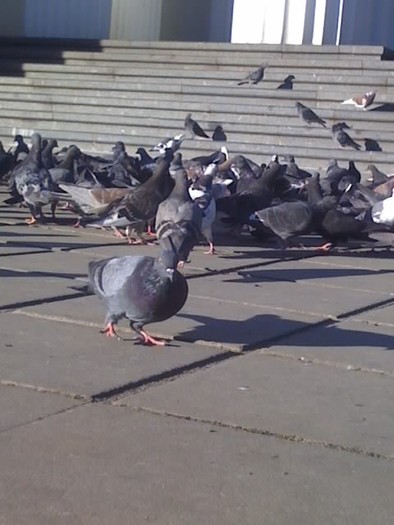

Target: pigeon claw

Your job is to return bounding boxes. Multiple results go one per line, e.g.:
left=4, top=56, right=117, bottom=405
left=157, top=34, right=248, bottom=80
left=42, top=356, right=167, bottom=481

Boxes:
left=204, top=243, right=216, bottom=255
left=139, top=330, right=166, bottom=347
left=100, top=323, right=122, bottom=340
left=315, top=242, right=333, bottom=253
left=25, top=216, right=37, bottom=225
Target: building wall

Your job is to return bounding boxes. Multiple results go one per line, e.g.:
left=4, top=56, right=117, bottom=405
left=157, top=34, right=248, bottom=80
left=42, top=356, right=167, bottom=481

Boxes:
left=24, top=0, right=112, bottom=39
left=0, top=0, right=25, bottom=37
left=109, top=0, right=162, bottom=41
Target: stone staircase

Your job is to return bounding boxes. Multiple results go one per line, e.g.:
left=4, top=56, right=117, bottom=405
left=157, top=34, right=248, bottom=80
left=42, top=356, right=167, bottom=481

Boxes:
left=1, top=37, right=394, bottom=174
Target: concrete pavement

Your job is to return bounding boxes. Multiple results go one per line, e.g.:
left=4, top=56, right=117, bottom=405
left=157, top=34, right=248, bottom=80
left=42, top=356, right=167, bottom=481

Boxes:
left=0, top=188, right=393, bottom=524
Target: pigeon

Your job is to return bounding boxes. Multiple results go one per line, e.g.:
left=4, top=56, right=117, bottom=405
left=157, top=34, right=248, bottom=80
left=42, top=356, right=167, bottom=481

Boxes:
left=11, top=134, right=29, bottom=163
left=295, top=102, right=327, bottom=127
left=366, top=164, right=389, bottom=185
left=212, top=125, right=227, bottom=142
left=184, top=113, right=209, bottom=139
left=0, top=141, right=15, bottom=180
left=86, top=155, right=174, bottom=244
left=155, top=169, right=202, bottom=265
left=189, top=174, right=216, bottom=254
left=216, top=163, right=285, bottom=232
left=331, top=123, right=361, bottom=150
left=371, top=189, right=394, bottom=227
left=277, top=75, right=295, bottom=90
left=11, top=132, right=56, bottom=224
left=364, top=138, right=382, bottom=152
left=252, top=200, right=313, bottom=249
left=341, top=91, right=376, bottom=110
left=88, top=246, right=188, bottom=346
left=56, top=185, right=131, bottom=223
left=151, top=134, right=185, bottom=154
left=237, top=65, right=266, bottom=86
left=41, top=138, right=59, bottom=169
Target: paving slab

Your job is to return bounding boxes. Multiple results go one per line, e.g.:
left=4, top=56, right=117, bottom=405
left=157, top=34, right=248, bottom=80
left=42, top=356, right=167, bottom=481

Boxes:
left=0, top=268, right=83, bottom=309
left=353, top=303, right=394, bottom=326
left=122, top=353, right=394, bottom=456
left=0, top=312, right=227, bottom=398
left=259, top=320, right=394, bottom=373
left=16, top=291, right=322, bottom=351
left=0, top=404, right=393, bottom=525
left=0, top=385, right=83, bottom=432
left=187, top=270, right=392, bottom=320
left=240, top=257, right=394, bottom=296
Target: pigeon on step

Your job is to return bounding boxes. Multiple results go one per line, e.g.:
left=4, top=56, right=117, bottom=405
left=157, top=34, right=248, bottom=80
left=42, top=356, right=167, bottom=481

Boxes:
left=331, top=123, right=361, bottom=150
left=341, top=91, right=376, bottom=110
left=237, top=65, right=266, bottom=86
left=277, top=75, right=295, bottom=90
left=184, top=113, right=209, bottom=139
left=295, top=102, right=326, bottom=127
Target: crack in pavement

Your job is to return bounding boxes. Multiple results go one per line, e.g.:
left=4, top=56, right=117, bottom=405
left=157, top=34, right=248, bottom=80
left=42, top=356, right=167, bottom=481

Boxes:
left=109, top=404, right=394, bottom=461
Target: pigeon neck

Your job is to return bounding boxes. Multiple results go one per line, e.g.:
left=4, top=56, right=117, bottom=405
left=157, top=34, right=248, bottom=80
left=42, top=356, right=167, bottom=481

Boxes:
left=307, top=178, right=323, bottom=204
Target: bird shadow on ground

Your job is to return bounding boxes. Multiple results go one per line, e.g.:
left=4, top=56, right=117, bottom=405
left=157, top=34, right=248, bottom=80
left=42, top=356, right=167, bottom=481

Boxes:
left=369, top=103, right=394, bottom=112
left=176, top=312, right=394, bottom=351
left=0, top=268, right=85, bottom=280
left=224, top=267, right=394, bottom=284
left=176, top=312, right=306, bottom=347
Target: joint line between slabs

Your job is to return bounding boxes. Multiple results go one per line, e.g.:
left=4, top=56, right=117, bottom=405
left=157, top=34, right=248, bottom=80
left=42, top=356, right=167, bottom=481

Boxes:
left=111, top=405, right=394, bottom=461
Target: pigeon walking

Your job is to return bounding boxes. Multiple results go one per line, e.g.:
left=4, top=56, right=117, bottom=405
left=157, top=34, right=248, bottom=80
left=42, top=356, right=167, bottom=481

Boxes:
left=331, top=123, right=361, bottom=150
left=88, top=244, right=188, bottom=346
left=296, top=102, right=327, bottom=127
left=184, top=113, right=209, bottom=139
left=237, top=65, right=266, bottom=86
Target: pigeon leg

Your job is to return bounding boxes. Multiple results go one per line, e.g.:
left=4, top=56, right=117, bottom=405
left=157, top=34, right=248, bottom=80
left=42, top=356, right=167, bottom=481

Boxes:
left=131, top=323, right=166, bottom=346
left=100, top=322, right=123, bottom=340
left=204, top=242, right=216, bottom=255
left=112, top=227, right=126, bottom=238
left=315, top=242, right=333, bottom=253
left=51, top=201, right=57, bottom=219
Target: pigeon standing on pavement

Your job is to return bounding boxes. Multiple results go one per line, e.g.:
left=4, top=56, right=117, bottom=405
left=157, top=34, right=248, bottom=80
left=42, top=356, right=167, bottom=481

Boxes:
left=237, top=65, right=266, bottom=86
left=341, top=91, right=376, bottom=110
left=189, top=174, right=217, bottom=254
left=295, top=102, right=327, bottom=127
left=88, top=244, right=188, bottom=346
left=184, top=113, right=209, bottom=139
left=155, top=169, right=203, bottom=265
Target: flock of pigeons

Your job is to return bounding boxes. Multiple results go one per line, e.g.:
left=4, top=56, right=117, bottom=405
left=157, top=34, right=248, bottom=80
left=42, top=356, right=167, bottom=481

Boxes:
left=0, top=67, right=393, bottom=345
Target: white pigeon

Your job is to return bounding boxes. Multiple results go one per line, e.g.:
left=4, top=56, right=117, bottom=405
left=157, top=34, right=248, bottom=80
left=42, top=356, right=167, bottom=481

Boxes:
left=151, top=134, right=185, bottom=154
left=371, top=189, right=394, bottom=227
left=341, top=91, right=376, bottom=110
left=189, top=175, right=216, bottom=254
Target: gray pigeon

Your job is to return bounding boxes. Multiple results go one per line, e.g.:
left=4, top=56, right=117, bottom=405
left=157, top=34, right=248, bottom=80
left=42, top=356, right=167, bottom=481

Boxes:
left=88, top=246, right=188, bottom=346
left=331, top=123, right=361, bottom=150
left=184, top=113, right=209, bottom=139
left=296, top=102, right=327, bottom=127
left=253, top=200, right=313, bottom=249
left=11, top=132, right=56, bottom=224
left=212, top=125, right=227, bottom=142
left=155, top=169, right=202, bottom=265
left=277, top=75, right=295, bottom=90
left=237, top=65, right=266, bottom=86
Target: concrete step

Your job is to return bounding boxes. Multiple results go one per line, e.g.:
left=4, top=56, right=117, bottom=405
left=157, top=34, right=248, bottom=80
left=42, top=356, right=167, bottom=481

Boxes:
left=0, top=77, right=393, bottom=102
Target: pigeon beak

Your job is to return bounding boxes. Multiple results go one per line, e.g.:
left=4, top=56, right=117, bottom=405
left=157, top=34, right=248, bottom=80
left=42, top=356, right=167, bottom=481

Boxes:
left=166, top=268, right=175, bottom=281
left=345, top=183, right=353, bottom=193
